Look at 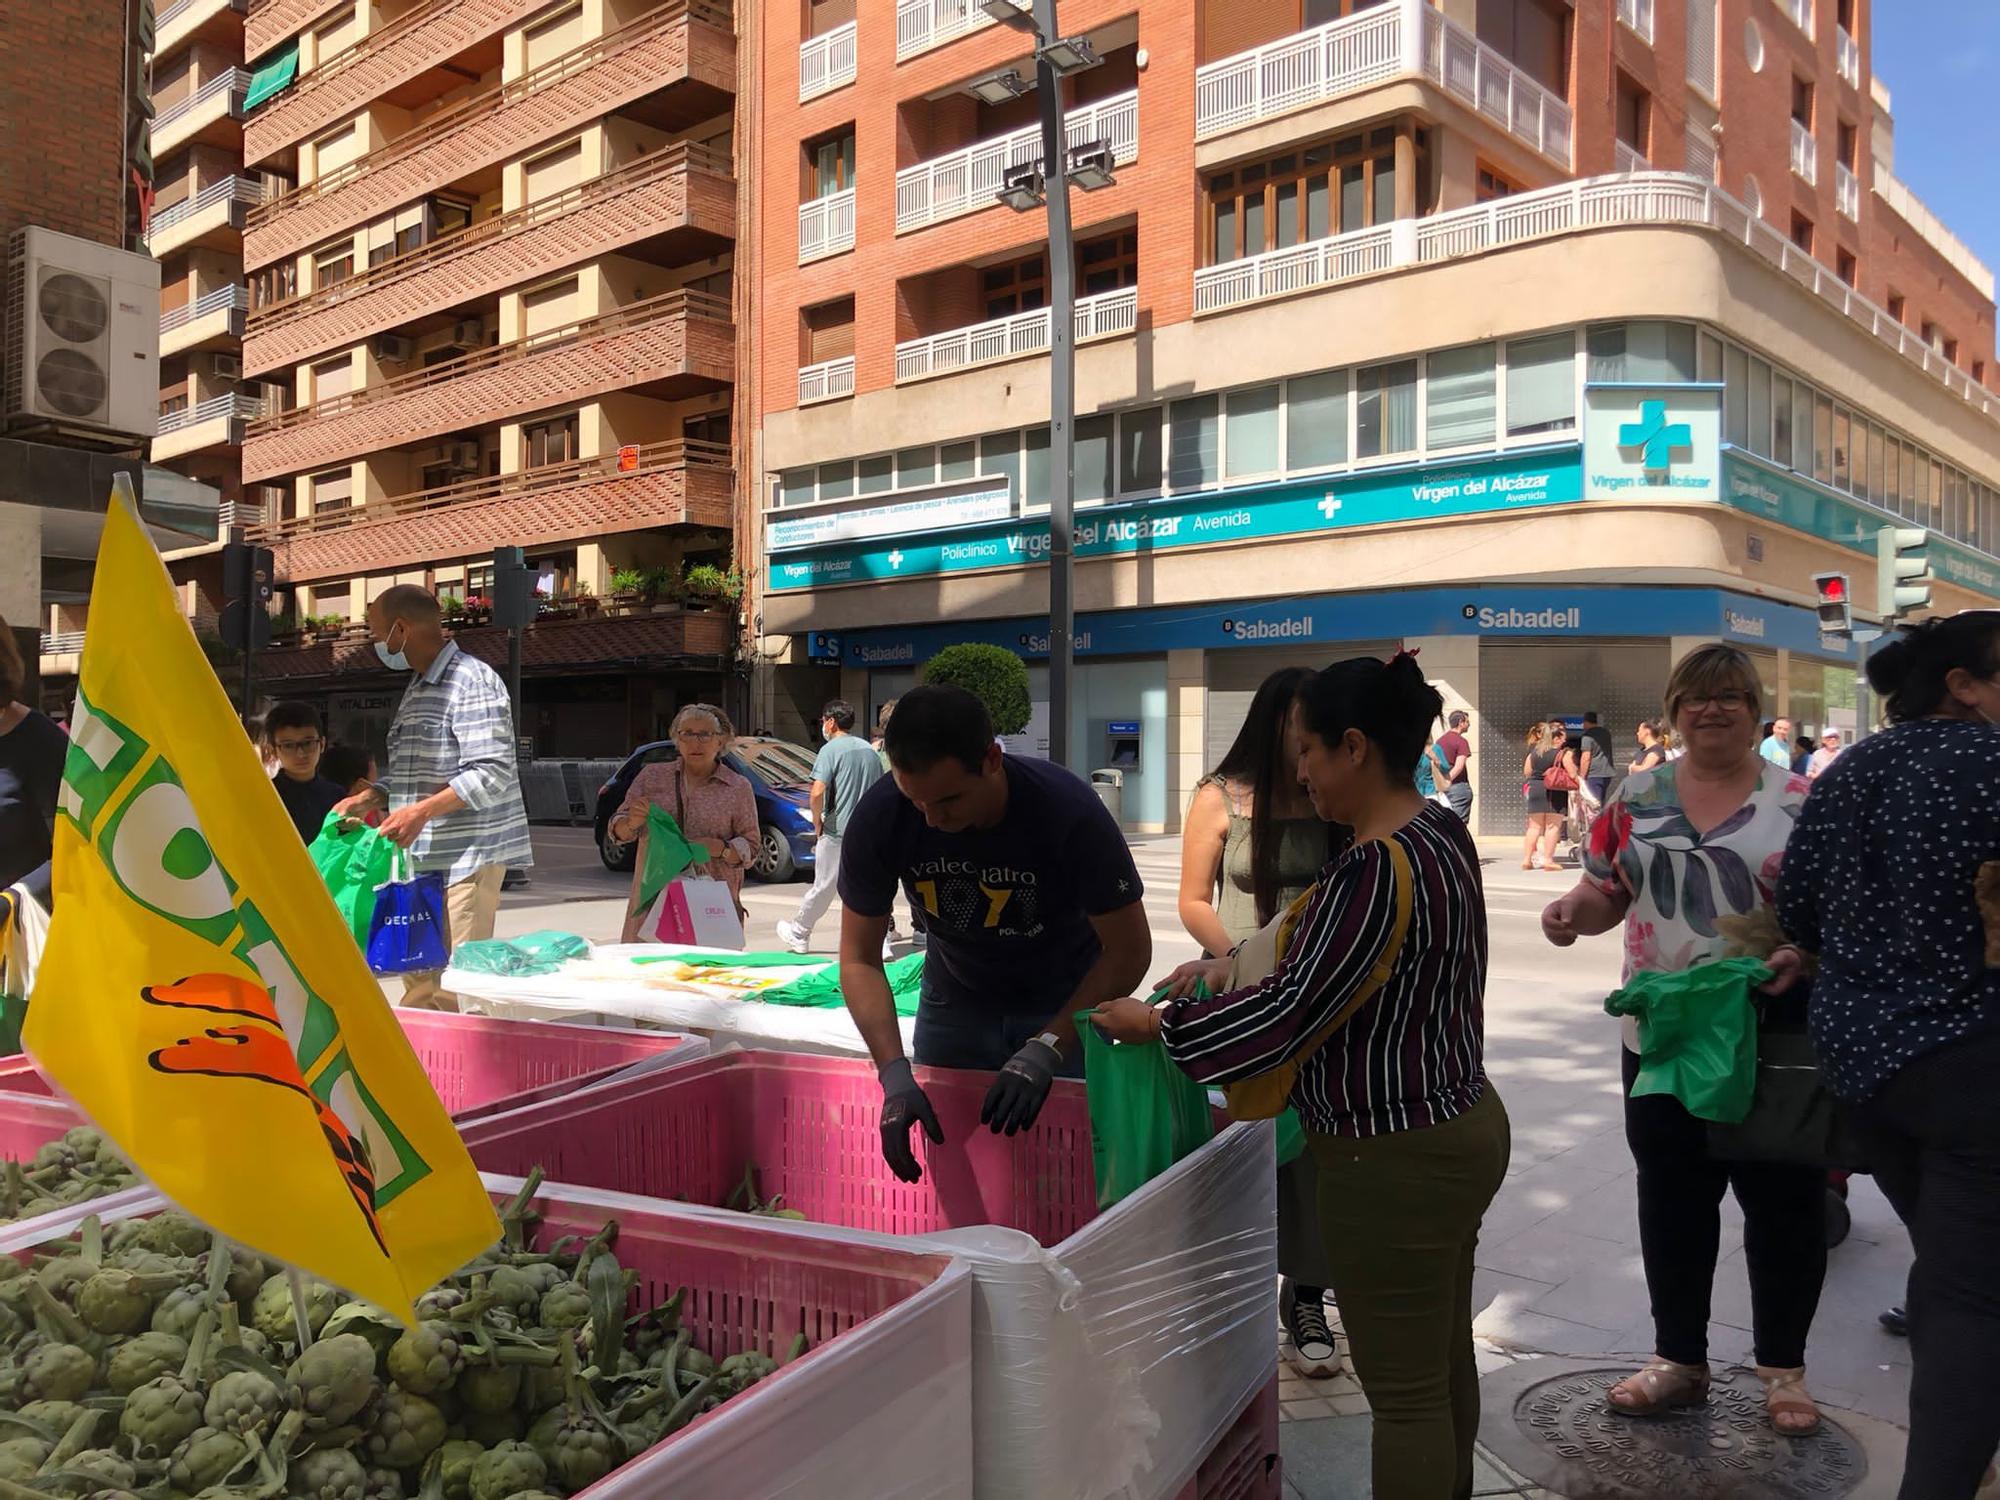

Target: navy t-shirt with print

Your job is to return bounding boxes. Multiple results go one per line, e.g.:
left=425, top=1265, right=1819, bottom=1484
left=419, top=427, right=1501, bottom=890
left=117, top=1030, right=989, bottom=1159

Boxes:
left=838, top=755, right=1144, bottom=1016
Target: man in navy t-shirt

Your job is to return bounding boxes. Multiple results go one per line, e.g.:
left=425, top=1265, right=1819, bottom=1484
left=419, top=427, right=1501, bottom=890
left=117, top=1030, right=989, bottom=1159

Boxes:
left=838, top=684, right=1150, bottom=1181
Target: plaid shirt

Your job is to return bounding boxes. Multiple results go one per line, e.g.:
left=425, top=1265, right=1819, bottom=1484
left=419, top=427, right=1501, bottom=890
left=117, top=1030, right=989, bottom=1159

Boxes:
left=387, top=641, right=532, bottom=883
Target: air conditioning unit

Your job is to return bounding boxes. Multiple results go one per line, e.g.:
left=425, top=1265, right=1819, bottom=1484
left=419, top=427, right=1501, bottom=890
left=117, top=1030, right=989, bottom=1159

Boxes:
left=447, top=318, right=485, bottom=350
left=209, top=352, right=242, bottom=381
left=3, top=226, right=160, bottom=438
left=370, top=333, right=413, bottom=362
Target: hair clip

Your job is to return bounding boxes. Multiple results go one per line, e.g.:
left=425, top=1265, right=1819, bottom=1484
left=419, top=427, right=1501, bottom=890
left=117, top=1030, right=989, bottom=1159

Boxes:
left=1389, top=646, right=1421, bottom=663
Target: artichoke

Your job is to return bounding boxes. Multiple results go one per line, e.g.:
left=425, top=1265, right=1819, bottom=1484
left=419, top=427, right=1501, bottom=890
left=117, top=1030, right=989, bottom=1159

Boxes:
left=535, top=1283, right=589, bottom=1333
left=151, top=1285, right=210, bottom=1340
left=714, top=1350, right=779, bottom=1396
left=365, top=1389, right=446, bottom=1470
left=204, top=1368, right=286, bottom=1437
left=169, top=1427, right=257, bottom=1494
left=51, top=1448, right=136, bottom=1496
left=467, top=1442, right=546, bottom=1500
left=436, top=1440, right=483, bottom=1500
left=387, top=1322, right=463, bottom=1397
left=204, top=1249, right=267, bottom=1308
left=77, top=1268, right=180, bottom=1336
left=106, top=1330, right=189, bottom=1394
left=517, top=1365, right=563, bottom=1416
left=542, top=1409, right=619, bottom=1492
left=33, top=1140, right=79, bottom=1174
left=38, top=1254, right=93, bottom=1305
left=363, top=1468, right=403, bottom=1500
left=17, top=1400, right=87, bottom=1432
left=455, top=1364, right=519, bottom=1417
left=105, top=1248, right=184, bottom=1276
left=134, top=1210, right=211, bottom=1259
left=288, top=1448, right=366, bottom=1500
left=481, top=1270, right=538, bottom=1322
left=0, top=1439, right=52, bottom=1484
left=516, top=1265, right=565, bottom=1298
left=121, top=1372, right=206, bottom=1455
left=253, top=1274, right=338, bottom=1346
left=497, top=1493, right=563, bottom=1500
left=415, top=1287, right=466, bottom=1320
left=456, top=1410, right=521, bottom=1450
left=23, top=1342, right=97, bottom=1402
left=287, top=1333, right=380, bottom=1430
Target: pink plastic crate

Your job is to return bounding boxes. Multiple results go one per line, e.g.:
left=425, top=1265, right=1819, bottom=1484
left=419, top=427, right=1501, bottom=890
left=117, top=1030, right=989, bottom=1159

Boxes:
left=462, top=1050, right=1099, bottom=1246
left=1173, top=1371, right=1282, bottom=1500
left=0, top=1014, right=699, bottom=1122
left=0, top=1092, right=86, bottom=1160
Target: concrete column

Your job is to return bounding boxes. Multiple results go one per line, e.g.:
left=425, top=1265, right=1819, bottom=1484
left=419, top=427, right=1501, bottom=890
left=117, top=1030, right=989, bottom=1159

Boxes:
left=576, top=541, right=610, bottom=596
left=1394, top=121, right=1418, bottom=222
left=0, top=506, right=39, bottom=630
left=1166, top=648, right=1205, bottom=836
left=1775, top=649, right=1792, bottom=717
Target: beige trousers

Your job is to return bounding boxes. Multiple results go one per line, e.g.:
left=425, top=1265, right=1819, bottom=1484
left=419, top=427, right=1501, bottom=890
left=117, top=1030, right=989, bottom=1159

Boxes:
left=400, top=863, right=506, bottom=1012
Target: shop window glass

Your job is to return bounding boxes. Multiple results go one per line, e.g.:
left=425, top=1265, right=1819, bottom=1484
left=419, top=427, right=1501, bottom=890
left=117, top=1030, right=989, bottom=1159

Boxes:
left=1120, top=407, right=1164, bottom=493
left=1748, top=359, right=1771, bottom=457
left=1225, top=385, right=1281, bottom=478
left=1813, top=395, right=1833, bottom=484
left=1505, top=333, right=1576, bottom=436
left=817, top=460, right=854, bottom=500
left=779, top=469, right=814, bottom=506
left=1771, top=373, right=1794, bottom=468
left=1076, top=415, right=1114, bottom=502
left=1357, top=359, right=1418, bottom=458
left=1426, top=343, right=1496, bottom=449
left=1832, top=408, right=1851, bottom=491
left=1587, top=321, right=1696, bottom=383
left=1287, top=371, right=1348, bottom=470
left=940, top=441, right=977, bottom=481
left=1724, top=345, right=1749, bottom=448
left=1024, top=426, right=1051, bottom=508
left=980, top=432, right=1022, bottom=502
left=858, top=454, right=894, bottom=494
left=895, top=447, right=936, bottom=488
left=1168, top=396, right=1221, bottom=488
left=1698, top=331, right=1725, bottom=382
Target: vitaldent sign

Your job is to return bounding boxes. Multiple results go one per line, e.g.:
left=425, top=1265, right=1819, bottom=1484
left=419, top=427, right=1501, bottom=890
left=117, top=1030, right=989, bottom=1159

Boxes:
left=1582, top=383, right=1723, bottom=502
left=766, top=448, right=1582, bottom=592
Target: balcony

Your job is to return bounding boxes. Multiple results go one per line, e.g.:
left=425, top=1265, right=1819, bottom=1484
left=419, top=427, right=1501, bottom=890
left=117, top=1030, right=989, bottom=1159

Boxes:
left=895, top=286, right=1137, bottom=383
left=895, top=0, right=1027, bottom=62
left=798, top=186, right=855, bottom=263
left=895, top=89, right=1138, bottom=235
left=797, top=355, right=855, bottom=405
left=799, top=19, right=857, bottom=102
left=242, top=288, right=733, bottom=481
left=1783, top=0, right=1814, bottom=40
left=1836, top=27, right=1860, bottom=87
left=259, top=441, right=732, bottom=580
left=242, top=143, right=734, bottom=374
left=146, top=175, right=269, bottom=257
left=1835, top=161, right=1860, bottom=221
left=246, top=0, right=346, bottom=59
left=161, top=284, right=251, bottom=356
left=1614, top=140, right=1648, bottom=173
left=154, top=391, right=264, bottom=461
left=153, top=69, right=250, bottom=157
left=1195, top=4, right=1572, bottom=169
left=218, top=498, right=267, bottom=530
left=1790, top=120, right=1817, bottom=185
left=157, top=0, right=246, bottom=58
left=243, top=0, right=736, bottom=272
left=244, top=0, right=550, bottom=166
left=1615, top=0, right=1654, bottom=43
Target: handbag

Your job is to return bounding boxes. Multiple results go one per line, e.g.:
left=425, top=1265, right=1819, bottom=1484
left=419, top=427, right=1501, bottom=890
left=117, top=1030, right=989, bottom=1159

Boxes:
left=363, top=851, right=451, bottom=975
left=646, top=875, right=745, bottom=950
left=1706, top=1023, right=1868, bottom=1169
left=1543, top=758, right=1579, bottom=792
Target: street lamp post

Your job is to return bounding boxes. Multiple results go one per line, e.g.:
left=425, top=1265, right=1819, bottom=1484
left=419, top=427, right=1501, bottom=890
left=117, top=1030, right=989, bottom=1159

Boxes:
left=1032, top=0, right=1077, bottom=770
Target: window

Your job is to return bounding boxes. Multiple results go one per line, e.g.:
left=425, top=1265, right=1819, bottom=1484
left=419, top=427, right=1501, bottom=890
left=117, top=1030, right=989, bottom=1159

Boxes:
left=858, top=455, right=894, bottom=494
left=314, top=240, right=354, bottom=288
left=1888, top=291, right=1906, bottom=324
left=1024, top=427, right=1050, bottom=507
left=1791, top=75, right=1814, bottom=128
left=808, top=130, right=855, bottom=198
left=1287, top=371, right=1348, bottom=470
left=1944, top=336, right=1960, bottom=365
left=1772, top=372, right=1794, bottom=467
left=1920, top=319, right=1939, bottom=349
left=816, top=460, right=854, bottom=500
left=1075, top=415, right=1114, bottom=502
left=1477, top=0, right=1570, bottom=95
left=1812, top=393, right=1833, bottom=484
left=1425, top=343, right=1496, bottom=449
left=895, top=447, right=935, bottom=487
left=1506, top=332, right=1575, bottom=436
left=778, top=471, right=814, bottom=507
left=1208, top=132, right=1403, bottom=262
left=1836, top=120, right=1857, bottom=170
left=1167, top=396, right=1220, bottom=488
left=1119, top=408, right=1164, bottom=493
left=524, top=413, right=578, bottom=468
left=1615, top=73, right=1649, bottom=153
left=249, top=262, right=297, bottom=310
left=1836, top=247, right=1856, bottom=285
left=1832, top=406, right=1850, bottom=490
left=522, top=277, right=578, bottom=340
left=980, top=432, right=1022, bottom=501
left=1077, top=230, right=1139, bottom=297
left=310, top=354, right=351, bottom=403
left=523, top=1, right=584, bottom=68
left=982, top=254, right=1047, bottom=319
left=1836, top=0, right=1853, bottom=26
left=1724, top=344, right=1749, bottom=448
left=1790, top=211, right=1814, bottom=253
left=1476, top=165, right=1520, bottom=202
left=309, top=468, right=352, bottom=515
left=524, top=140, right=587, bottom=204
left=1224, top=385, right=1281, bottom=479
left=1748, top=357, right=1772, bottom=457
left=1587, top=321, right=1696, bottom=382
left=802, top=296, right=855, bottom=364
left=940, top=441, right=977, bottom=481
left=1356, top=360, right=1417, bottom=458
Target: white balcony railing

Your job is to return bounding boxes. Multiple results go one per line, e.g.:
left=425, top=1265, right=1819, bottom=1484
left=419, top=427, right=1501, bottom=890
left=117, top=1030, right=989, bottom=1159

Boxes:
left=1790, top=120, right=1817, bottom=185
left=1616, top=0, right=1654, bottom=43
left=799, top=19, right=857, bottom=101
left=1784, top=0, right=1814, bottom=40
left=1187, top=170, right=2000, bottom=425
left=218, top=499, right=267, bottom=530
left=798, top=355, right=856, bottom=405
left=894, top=285, right=1137, bottom=382
left=1194, top=3, right=1573, bottom=168
left=1614, top=140, right=1649, bottom=174
left=895, top=89, right=1138, bottom=234
left=1836, top=26, right=1860, bottom=87
left=1835, top=161, right=1860, bottom=221
left=154, top=69, right=251, bottom=133
left=39, top=630, right=87, bottom=656
left=894, top=0, right=1026, bottom=60
left=147, top=175, right=270, bottom=240
left=157, top=391, right=264, bottom=434
left=160, top=283, right=250, bottom=334
left=798, top=186, right=856, bottom=263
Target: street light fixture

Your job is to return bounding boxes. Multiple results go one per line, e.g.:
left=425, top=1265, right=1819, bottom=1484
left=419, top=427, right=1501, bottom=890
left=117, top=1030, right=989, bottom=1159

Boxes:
left=1037, top=34, right=1099, bottom=73
left=966, top=69, right=1030, bottom=104
left=977, top=0, right=1037, bottom=30
left=1065, top=141, right=1116, bottom=190
left=997, top=161, right=1046, bottom=212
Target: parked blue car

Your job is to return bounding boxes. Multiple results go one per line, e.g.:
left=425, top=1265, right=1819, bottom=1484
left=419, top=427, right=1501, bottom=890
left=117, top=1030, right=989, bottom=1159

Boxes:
left=594, top=735, right=818, bottom=882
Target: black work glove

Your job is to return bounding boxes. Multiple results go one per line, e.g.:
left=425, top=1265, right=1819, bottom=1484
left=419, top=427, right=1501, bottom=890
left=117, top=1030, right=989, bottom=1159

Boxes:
left=980, top=1037, right=1061, bottom=1137
left=878, top=1057, right=943, bottom=1184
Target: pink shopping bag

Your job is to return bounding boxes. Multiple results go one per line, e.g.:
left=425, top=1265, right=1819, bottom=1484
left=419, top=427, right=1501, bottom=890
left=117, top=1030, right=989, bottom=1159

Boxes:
left=645, top=875, right=745, bottom=950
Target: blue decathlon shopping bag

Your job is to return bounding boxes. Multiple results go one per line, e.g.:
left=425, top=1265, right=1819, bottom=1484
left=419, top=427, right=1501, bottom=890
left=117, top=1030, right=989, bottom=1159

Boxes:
left=364, top=851, right=450, bottom=975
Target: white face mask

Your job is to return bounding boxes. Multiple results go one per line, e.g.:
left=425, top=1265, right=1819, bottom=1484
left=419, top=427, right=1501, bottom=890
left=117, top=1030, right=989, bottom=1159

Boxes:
left=373, top=622, right=409, bottom=672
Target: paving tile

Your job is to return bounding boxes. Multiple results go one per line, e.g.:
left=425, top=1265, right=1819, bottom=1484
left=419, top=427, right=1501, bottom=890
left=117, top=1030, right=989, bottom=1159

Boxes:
left=1279, top=1411, right=1373, bottom=1498
left=1527, top=1259, right=1653, bottom=1333
left=1473, top=1306, right=1619, bottom=1358
left=1330, top=1392, right=1374, bottom=1416
left=1477, top=1221, right=1631, bottom=1286
left=1281, top=1397, right=1339, bottom=1421
left=1472, top=1451, right=1520, bottom=1494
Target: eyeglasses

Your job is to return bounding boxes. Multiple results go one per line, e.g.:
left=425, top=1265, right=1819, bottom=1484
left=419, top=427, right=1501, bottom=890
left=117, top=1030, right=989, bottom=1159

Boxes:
left=675, top=729, right=720, bottom=743
left=1678, top=691, right=1756, bottom=712
left=273, top=737, right=322, bottom=754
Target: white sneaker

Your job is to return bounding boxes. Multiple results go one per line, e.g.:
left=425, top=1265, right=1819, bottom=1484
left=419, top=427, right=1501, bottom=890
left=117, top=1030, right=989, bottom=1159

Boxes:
left=882, top=933, right=898, bottom=963
left=774, top=919, right=810, bottom=956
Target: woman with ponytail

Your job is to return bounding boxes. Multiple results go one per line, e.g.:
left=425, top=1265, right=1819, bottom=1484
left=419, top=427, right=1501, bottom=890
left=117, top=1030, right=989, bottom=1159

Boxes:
left=1096, top=652, right=1507, bottom=1500
left=1778, top=612, right=2000, bottom=1500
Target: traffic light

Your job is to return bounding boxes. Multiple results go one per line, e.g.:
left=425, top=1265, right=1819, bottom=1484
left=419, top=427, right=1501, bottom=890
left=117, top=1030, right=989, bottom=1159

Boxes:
left=218, top=542, right=274, bottom=652
left=1811, top=572, right=1852, bottom=636
left=1876, top=526, right=1932, bottom=623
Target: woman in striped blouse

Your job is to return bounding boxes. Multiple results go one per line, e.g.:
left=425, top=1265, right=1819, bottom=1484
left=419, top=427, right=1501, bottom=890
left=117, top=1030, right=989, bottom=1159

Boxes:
left=1093, top=653, right=1508, bottom=1500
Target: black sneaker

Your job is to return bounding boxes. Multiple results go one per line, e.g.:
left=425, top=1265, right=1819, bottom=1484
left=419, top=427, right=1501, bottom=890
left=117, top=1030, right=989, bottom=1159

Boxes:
left=1283, top=1281, right=1342, bottom=1379
left=1879, top=1305, right=1908, bottom=1338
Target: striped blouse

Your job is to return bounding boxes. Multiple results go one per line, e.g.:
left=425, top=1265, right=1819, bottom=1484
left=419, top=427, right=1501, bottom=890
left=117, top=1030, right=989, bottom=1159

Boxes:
left=1160, top=801, right=1489, bottom=1138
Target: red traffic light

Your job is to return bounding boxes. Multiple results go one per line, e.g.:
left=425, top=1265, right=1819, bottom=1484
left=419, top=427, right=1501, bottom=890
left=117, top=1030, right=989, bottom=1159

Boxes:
left=1819, top=576, right=1845, bottom=601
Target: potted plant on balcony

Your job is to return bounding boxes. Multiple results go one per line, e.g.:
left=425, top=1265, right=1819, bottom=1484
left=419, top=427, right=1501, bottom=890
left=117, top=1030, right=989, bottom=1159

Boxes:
left=609, top=567, right=646, bottom=610
left=461, top=594, right=492, bottom=625
left=305, top=613, right=344, bottom=644
left=441, top=595, right=465, bottom=624
left=638, top=565, right=678, bottom=609
left=574, top=581, right=600, bottom=617
left=680, top=562, right=729, bottom=609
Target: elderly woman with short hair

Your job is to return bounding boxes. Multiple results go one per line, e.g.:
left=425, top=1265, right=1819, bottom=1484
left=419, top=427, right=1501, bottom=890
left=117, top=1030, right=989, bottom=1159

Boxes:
left=612, top=703, right=758, bottom=944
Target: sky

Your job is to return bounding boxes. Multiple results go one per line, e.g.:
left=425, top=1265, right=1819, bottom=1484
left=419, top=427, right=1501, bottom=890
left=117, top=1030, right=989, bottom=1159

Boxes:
left=1868, top=0, right=2000, bottom=272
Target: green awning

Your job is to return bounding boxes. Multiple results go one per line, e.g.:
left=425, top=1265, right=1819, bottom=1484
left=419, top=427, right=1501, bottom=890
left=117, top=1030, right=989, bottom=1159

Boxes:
left=242, top=41, right=298, bottom=111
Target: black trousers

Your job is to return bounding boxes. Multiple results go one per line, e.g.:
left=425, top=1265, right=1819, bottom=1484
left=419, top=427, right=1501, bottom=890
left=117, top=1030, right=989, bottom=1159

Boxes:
left=1852, top=1028, right=2000, bottom=1500
left=1621, top=1047, right=1827, bottom=1368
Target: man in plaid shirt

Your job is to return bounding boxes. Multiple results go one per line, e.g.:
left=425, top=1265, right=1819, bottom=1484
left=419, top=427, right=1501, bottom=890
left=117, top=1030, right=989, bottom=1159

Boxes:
left=337, top=585, right=532, bottom=1009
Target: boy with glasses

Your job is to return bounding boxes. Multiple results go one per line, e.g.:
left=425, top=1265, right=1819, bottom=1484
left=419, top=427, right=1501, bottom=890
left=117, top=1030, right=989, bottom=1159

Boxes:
left=264, top=701, right=345, bottom=842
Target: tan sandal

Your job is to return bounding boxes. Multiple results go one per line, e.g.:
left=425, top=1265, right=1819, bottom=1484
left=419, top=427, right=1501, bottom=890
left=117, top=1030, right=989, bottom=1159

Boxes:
left=1607, top=1357, right=1710, bottom=1415
left=1755, top=1365, right=1821, bottom=1435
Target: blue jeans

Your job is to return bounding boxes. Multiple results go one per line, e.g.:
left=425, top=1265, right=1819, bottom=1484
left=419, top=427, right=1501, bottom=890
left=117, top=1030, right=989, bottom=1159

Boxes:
left=912, top=995, right=1086, bottom=1077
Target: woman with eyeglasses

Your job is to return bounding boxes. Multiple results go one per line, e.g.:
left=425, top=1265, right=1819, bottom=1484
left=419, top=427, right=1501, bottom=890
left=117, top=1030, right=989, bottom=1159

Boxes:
left=264, top=701, right=346, bottom=843
left=1541, top=645, right=1826, bottom=1437
left=611, top=703, right=759, bottom=944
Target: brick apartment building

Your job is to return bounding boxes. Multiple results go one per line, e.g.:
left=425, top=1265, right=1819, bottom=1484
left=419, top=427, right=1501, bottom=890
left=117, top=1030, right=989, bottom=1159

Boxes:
left=749, top=0, right=2000, bottom=835
left=201, top=0, right=746, bottom=756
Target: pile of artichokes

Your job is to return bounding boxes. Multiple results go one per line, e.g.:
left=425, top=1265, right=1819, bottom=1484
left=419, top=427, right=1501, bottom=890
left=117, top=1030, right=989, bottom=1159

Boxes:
left=0, top=1169, right=804, bottom=1500
left=1, top=1128, right=139, bottom=1226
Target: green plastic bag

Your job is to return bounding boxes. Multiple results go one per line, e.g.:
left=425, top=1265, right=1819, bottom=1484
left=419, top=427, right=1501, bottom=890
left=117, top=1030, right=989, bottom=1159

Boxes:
left=307, top=811, right=398, bottom=951
left=1076, top=991, right=1215, bottom=1209
left=452, top=931, right=593, bottom=978
left=1604, top=957, right=1771, bottom=1124
left=1274, top=1108, right=1307, bottom=1167
left=637, top=805, right=702, bottom=911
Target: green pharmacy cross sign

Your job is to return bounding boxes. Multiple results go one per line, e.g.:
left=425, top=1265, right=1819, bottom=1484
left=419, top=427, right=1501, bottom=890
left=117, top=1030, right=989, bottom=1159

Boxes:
left=1619, top=400, right=1693, bottom=473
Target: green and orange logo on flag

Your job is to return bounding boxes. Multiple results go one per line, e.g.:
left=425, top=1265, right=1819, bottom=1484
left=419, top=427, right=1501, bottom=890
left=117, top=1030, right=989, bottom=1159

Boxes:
left=26, top=479, right=498, bottom=1320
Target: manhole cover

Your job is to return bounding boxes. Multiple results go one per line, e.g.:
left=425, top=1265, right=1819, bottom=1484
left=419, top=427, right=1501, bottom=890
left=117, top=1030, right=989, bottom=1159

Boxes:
left=1492, top=1366, right=1868, bottom=1499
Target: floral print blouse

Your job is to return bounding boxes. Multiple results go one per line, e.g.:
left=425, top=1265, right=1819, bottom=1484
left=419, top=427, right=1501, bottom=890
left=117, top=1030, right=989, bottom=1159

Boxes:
left=616, top=759, right=759, bottom=909
left=1584, top=759, right=1808, bottom=1050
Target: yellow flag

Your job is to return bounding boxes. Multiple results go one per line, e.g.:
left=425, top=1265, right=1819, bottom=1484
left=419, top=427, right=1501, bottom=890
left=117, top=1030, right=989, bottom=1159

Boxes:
left=26, top=480, right=498, bottom=1321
